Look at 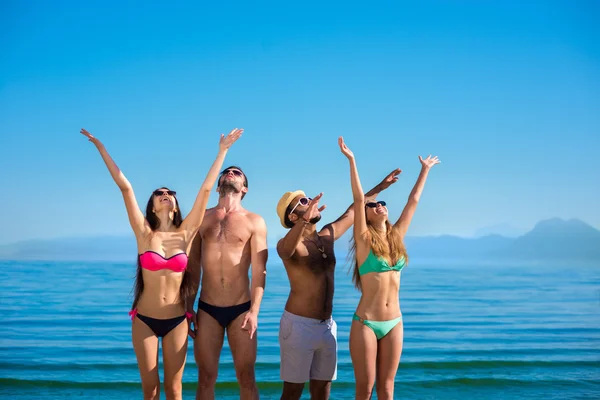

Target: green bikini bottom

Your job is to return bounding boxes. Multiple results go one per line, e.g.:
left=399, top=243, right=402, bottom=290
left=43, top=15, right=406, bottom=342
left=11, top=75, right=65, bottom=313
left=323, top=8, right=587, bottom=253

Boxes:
left=352, top=313, right=403, bottom=340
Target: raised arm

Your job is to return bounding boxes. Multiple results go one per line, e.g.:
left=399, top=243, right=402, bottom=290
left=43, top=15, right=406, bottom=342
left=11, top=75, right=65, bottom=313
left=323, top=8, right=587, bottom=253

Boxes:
left=80, top=128, right=148, bottom=238
left=324, top=168, right=401, bottom=241
left=394, top=155, right=440, bottom=239
left=276, top=193, right=326, bottom=259
left=338, top=137, right=369, bottom=249
left=241, top=215, right=268, bottom=339
left=180, top=128, right=243, bottom=235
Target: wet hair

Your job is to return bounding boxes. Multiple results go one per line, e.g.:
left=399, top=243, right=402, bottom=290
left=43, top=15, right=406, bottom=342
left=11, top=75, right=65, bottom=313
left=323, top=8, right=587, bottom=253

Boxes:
left=131, top=187, right=193, bottom=311
left=218, top=165, right=248, bottom=199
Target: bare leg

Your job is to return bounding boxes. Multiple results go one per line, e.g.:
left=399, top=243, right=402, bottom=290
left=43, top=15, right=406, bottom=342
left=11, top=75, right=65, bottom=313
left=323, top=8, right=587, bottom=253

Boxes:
left=132, top=318, right=160, bottom=400
left=375, top=322, right=403, bottom=400
left=162, top=318, right=189, bottom=400
left=309, top=380, right=331, bottom=400
left=349, top=320, right=378, bottom=400
left=280, top=382, right=305, bottom=400
left=227, top=312, right=258, bottom=400
left=194, top=310, right=225, bottom=400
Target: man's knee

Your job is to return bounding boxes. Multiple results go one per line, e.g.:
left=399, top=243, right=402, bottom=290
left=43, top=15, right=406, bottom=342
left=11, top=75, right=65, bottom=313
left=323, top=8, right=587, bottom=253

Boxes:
left=281, top=382, right=305, bottom=399
left=236, top=365, right=256, bottom=389
left=198, top=366, right=219, bottom=388
left=309, top=380, right=331, bottom=399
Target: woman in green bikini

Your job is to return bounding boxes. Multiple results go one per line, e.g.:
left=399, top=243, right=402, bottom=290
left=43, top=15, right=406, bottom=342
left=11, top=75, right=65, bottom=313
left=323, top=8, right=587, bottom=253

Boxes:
left=338, top=136, right=440, bottom=400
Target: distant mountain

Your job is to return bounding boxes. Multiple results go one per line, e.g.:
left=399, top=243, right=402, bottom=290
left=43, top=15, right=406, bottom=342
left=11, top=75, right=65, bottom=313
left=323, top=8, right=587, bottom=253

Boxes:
left=0, top=218, right=598, bottom=262
left=495, top=218, right=600, bottom=261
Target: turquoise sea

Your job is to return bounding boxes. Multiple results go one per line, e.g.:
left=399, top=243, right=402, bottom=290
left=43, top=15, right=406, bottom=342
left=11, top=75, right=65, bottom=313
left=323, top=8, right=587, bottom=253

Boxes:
left=1, top=256, right=599, bottom=399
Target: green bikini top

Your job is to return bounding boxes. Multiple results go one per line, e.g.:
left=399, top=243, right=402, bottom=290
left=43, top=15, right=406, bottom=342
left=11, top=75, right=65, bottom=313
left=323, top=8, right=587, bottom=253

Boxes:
left=358, top=249, right=406, bottom=276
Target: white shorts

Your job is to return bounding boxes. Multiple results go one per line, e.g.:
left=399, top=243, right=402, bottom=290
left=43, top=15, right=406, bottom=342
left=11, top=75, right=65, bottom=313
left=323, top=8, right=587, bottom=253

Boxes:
left=279, top=310, right=338, bottom=383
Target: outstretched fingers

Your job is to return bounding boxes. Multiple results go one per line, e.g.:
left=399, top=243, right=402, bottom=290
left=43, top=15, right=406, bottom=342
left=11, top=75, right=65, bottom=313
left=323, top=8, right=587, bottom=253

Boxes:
left=419, top=154, right=441, bottom=167
left=229, top=127, right=244, bottom=138
left=220, top=128, right=244, bottom=149
left=304, top=193, right=326, bottom=218
left=80, top=128, right=93, bottom=139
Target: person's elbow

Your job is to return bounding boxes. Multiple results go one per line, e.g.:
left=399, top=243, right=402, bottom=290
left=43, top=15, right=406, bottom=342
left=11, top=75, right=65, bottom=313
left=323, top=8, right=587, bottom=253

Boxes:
left=119, top=183, right=133, bottom=192
left=408, top=195, right=420, bottom=205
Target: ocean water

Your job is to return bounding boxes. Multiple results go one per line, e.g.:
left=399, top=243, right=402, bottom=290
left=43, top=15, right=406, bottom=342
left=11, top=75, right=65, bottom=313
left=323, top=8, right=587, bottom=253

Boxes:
left=1, top=257, right=599, bottom=399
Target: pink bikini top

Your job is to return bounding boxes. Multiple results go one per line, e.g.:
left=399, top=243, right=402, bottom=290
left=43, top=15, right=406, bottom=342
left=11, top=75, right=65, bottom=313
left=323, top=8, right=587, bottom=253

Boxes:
left=139, top=251, right=188, bottom=273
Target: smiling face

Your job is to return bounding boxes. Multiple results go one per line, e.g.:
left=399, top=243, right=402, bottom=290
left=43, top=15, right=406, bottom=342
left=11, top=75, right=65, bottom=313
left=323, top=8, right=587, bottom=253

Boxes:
left=152, top=188, right=178, bottom=213
left=144, top=187, right=182, bottom=230
left=285, top=194, right=321, bottom=227
left=365, top=200, right=388, bottom=224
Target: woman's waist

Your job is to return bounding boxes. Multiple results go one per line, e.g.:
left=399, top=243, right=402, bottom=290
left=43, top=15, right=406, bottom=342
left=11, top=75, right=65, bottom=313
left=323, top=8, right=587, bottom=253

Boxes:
left=355, top=296, right=401, bottom=321
left=135, top=292, right=185, bottom=318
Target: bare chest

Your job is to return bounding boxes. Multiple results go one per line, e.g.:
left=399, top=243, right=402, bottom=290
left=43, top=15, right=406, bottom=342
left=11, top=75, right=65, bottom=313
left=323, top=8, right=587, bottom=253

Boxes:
left=201, top=213, right=252, bottom=246
left=294, top=236, right=336, bottom=274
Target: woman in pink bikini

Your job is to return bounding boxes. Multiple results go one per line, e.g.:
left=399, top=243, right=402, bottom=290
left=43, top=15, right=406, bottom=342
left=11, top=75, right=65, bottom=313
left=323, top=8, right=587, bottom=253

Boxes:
left=80, top=127, right=242, bottom=400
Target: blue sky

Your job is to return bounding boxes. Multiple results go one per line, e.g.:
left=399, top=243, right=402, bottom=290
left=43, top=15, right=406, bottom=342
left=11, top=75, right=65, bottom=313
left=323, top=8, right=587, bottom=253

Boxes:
left=1, top=1, right=598, bottom=245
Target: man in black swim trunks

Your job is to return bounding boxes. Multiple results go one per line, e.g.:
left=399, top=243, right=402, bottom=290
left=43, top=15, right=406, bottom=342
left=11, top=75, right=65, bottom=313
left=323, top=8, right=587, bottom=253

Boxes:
left=186, top=165, right=268, bottom=400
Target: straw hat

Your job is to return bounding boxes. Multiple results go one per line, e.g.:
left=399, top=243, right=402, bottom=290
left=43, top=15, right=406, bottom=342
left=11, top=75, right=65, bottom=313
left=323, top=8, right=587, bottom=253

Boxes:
left=276, top=190, right=306, bottom=228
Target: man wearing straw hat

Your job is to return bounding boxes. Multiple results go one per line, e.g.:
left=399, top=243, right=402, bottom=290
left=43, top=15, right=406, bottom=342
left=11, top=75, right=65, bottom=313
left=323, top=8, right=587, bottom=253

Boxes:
left=275, top=169, right=400, bottom=400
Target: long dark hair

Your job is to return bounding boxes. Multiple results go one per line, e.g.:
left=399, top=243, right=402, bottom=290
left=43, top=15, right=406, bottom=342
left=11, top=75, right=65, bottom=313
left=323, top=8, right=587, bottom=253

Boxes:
left=131, top=187, right=194, bottom=311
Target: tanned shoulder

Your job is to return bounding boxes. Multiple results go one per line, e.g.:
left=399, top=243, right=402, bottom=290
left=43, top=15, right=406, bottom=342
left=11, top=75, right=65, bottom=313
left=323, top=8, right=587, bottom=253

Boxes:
left=247, top=211, right=266, bottom=227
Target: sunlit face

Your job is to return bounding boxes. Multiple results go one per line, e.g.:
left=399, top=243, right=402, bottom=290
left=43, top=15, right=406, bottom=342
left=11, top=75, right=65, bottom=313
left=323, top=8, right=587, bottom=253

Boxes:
left=152, top=188, right=177, bottom=213
left=288, top=194, right=321, bottom=224
left=365, top=200, right=388, bottom=223
left=218, top=168, right=248, bottom=196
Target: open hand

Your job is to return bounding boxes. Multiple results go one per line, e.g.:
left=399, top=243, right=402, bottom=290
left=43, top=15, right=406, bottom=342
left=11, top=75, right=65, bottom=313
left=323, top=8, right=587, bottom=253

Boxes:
left=220, top=128, right=243, bottom=151
left=379, top=168, right=402, bottom=190
left=338, top=136, right=354, bottom=159
left=419, top=155, right=441, bottom=169
left=303, top=193, right=327, bottom=222
left=241, top=310, right=258, bottom=339
left=80, top=128, right=101, bottom=146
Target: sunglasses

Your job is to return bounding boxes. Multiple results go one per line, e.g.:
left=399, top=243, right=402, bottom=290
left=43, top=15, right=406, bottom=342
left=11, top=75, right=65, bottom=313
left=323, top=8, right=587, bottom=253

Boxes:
left=153, top=190, right=176, bottom=197
left=222, top=169, right=244, bottom=177
left=366, top=201, right=386, bottom=208
left=289, top=197, right=312, bottom=214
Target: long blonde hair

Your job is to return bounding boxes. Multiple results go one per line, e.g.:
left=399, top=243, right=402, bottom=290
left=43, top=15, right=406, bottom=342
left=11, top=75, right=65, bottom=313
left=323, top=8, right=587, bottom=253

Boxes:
left=348, top=214, right=408, bottom=290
